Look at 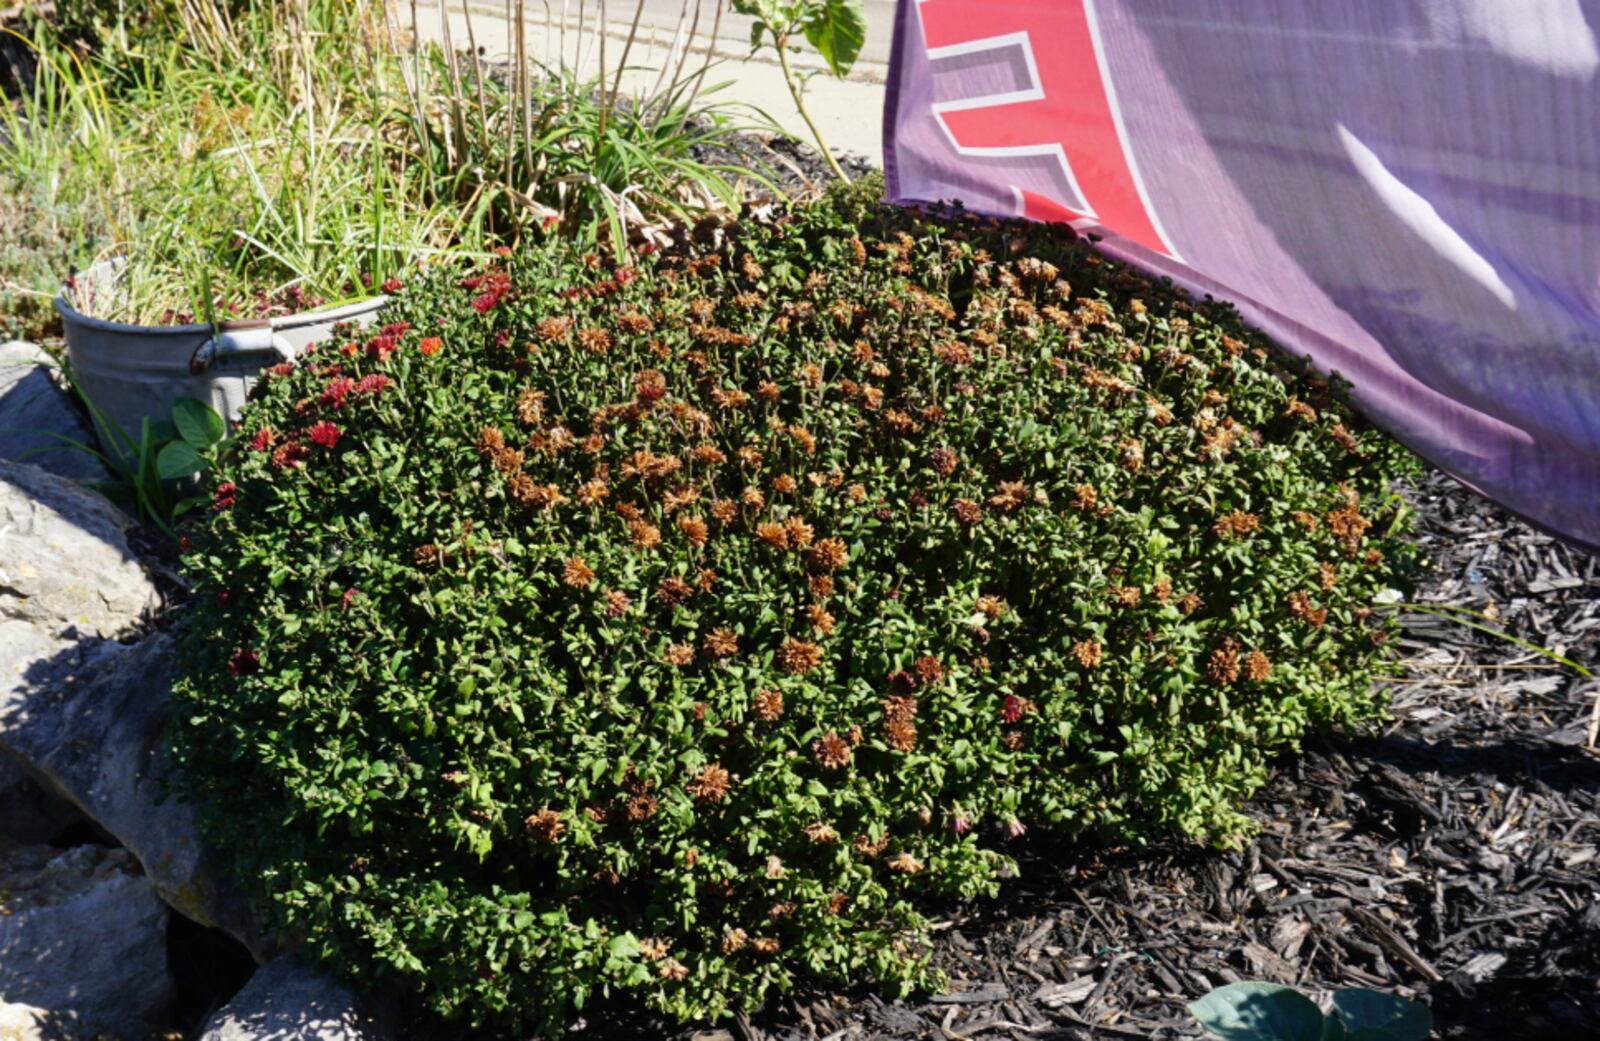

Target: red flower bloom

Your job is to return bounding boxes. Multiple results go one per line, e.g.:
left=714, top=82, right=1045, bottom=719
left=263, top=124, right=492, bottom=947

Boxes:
left=1001, top=694, right=1024, bottom=724
left=356, top=373, right=392, bottom=395
left=213, top=482, right=236, bottom=510
left=418, top=337, right=443, bottom=356
left=365, top=335, right=397, bottom=362
left=268, top=362, right=295, bottom=378
left=271, top=440, right=309, bottom=469
left=228, top=648, right=259, bottom=676
left=249, top=427, right=275, bottom=452
left=380, top=277, right=403, bottom=294
left=321, top=377, right=356, bottom=408
left=471, top=291, right=500, bottom=314
left=308, top=421, right=341, bottom=448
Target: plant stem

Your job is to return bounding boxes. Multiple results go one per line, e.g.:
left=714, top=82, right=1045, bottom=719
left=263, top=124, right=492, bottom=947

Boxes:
left=774, top=32, right=849, bottom=184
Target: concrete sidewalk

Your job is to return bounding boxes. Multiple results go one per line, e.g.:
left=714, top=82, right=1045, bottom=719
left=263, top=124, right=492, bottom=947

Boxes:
left=407, top=0, right=892, bottom=164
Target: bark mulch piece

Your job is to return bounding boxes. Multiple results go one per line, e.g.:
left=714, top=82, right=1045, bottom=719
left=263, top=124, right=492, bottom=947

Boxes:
left=559, top=467, right=1600, bottom=1041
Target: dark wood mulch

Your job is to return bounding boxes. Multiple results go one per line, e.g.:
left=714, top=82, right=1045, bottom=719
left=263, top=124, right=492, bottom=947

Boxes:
left=560, top=467, right=1599, bottom=1041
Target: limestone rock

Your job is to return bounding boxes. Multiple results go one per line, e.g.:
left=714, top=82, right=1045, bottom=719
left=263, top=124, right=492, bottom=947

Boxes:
left=0, top=343, right=104, bottom=485
left=0, top=633, right=270, bottom=961
left=0, top=459, right=155, bottom=639
left=196, top=959, right=390, bottom=1041
left=0, top=841, right=173, bottom=1034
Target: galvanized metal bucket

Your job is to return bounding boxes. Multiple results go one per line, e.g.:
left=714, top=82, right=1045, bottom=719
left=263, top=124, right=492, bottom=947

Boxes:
left=56, top=261, right=389, bottom=449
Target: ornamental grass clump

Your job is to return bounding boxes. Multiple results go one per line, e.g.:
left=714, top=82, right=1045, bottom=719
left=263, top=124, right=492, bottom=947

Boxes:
left=173, top=179, right=1418, bottom=1031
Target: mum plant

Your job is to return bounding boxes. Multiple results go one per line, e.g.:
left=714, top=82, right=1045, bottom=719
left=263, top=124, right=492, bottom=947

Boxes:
left=173, top=180, right=1417, bottom=1032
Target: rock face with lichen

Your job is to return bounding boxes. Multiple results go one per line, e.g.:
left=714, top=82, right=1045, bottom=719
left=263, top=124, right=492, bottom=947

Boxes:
left=0, top=458, right=155, bottom=640
left=0, top=459, right=266, bottom=954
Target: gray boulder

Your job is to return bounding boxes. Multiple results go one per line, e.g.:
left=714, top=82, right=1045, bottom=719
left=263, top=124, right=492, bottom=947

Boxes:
left=0, top=343, right=105, bottom=485
left=0, top=459, right=155, bottom=639
left=0, top=840, right=173, bottom=1034
left=197, top=959, right=390, bottom=1041
left=0, top=633, right=270, bottom=961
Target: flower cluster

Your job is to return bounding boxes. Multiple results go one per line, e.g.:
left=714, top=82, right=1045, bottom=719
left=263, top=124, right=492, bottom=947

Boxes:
left=173, top=178, right=1417, bottom=1032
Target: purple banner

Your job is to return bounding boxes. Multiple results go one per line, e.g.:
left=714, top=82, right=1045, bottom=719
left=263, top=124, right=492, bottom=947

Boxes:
left=885, top=0, right=1600, bottom=552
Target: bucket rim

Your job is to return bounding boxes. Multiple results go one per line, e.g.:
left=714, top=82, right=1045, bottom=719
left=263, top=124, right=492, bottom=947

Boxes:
left=54, top=259, right=389, bottom=337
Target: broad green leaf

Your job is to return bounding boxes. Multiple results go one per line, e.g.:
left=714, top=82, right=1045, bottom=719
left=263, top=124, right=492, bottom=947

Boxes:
left=1189, top=983, right=1325, bottom=1041
left=801, top=0, right=867, bottom=78
left=156, top=441, right=203, bottom=479
left=172, top=397, right=225, bottom=449
left=1330, top=990, right=1432, bottom=1041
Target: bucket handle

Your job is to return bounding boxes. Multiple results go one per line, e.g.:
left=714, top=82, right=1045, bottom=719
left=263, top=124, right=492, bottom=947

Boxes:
left=190, top=319, right=296, bottom=374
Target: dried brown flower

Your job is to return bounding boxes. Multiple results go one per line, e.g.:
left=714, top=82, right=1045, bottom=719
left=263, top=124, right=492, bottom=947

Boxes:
left=1213, top=510, right=1262, bottom=539
left=677, top=515, right=709, bottom=548
left=752, top=688, right=784, bottom=722
left=524, top=807, right=565, bottom=843
left=562, top=556, right=594, bottom=588
left=703, top=628, right=738, bottom=659
left=779, top=639, right=824, bottom=675
left=755, top=522, right=789, bottom=549
left=629, top=521, right=662, bottom=550
left=1072, top=639, right=1103, bottom=669
left=603, top=589, right=632, bottom=617
left=784, top=515, right=815, bottom=549
left=577, top=327, right=613, bottom=354
left=535, top=316, right=572, bottom=343
left=1208, top=641, right=1241, bottom=685
left=812, top=730, right=852, bottom=769
left=887, top=852, right=925, bottom=875
left=687, top=763, right=733, bottom=802
left=885, top=717, right=918, bottom=753
left=656, top=576, right=694, bottom=606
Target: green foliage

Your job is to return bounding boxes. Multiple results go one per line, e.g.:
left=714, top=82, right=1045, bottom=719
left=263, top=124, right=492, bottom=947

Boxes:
left=732, top=0, right=867, bottom=181
left=0, top=0, right=767, bottom=328
left=35, top=382, right=228, bottom=534
left=1191, top=983, right=1433, bottom=1041
left=173, top=180, right=1419, bottom=1032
